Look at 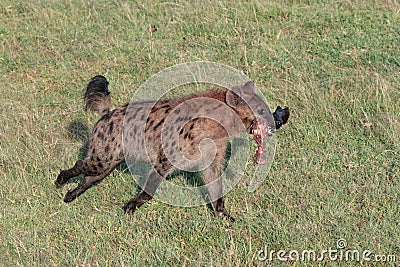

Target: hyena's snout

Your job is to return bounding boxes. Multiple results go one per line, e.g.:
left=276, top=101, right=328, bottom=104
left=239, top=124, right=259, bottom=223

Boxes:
left=251, top=106, right=290, bottom=165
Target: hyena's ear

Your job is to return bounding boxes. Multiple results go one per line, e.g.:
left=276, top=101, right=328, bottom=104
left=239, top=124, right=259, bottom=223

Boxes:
left=226, top=80, right=255, bottom=108
left=226, top=85, right=246, bottom=108
left=241, top=80, right=256, bottom=96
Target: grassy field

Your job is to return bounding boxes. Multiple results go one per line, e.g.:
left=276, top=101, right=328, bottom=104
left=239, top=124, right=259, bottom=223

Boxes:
left=1, top=0, right=399, bottom=266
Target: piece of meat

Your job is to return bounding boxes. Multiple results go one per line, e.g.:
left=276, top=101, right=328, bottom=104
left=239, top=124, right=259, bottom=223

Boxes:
left=252, top=120, right=270, bottom=164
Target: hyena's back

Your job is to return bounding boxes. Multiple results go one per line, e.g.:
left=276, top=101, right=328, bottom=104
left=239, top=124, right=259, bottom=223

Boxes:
left=122, top=93, right=236, bottom=173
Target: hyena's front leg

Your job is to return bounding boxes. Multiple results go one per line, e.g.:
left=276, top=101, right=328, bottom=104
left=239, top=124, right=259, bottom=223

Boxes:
left=204, top=166, right=235, bottom=222
left=203, top=145, right=235, bottom=222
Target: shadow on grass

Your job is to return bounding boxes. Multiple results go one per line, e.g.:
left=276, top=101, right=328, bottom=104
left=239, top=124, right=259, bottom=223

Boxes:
left=55, top=119, right=90, bottom=187
left=67, top=119, right=90, bottom=160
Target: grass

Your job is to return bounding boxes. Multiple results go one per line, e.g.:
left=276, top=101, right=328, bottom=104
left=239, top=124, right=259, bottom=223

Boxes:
left=1, top=0, right=399, bottom=266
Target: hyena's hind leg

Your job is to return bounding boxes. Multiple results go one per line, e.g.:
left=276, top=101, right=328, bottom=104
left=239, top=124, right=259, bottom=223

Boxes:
left=122, top=169, right=162, bottom=213
left=62, top=158, right=123, bottom=203
left=56, top=157, right=108, bottom=186
left=56, top=160, right=85, bottom=185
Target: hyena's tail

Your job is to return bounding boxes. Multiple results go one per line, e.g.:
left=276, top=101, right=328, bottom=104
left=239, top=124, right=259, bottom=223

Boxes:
left=84, top=75, right=111, bottom=116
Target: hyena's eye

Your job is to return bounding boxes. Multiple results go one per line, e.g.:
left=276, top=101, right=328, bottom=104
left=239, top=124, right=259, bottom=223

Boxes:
left=257, top=108, right=266, bottom=115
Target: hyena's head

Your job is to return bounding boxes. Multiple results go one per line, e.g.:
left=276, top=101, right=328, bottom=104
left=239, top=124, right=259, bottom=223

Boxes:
left=226, top=81, right=273, bottom=132
left=226, top=81, right=277, bottom=164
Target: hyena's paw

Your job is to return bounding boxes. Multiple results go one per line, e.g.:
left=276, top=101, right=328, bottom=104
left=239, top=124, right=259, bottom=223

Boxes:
left=215, top=210, right=236, bottom=222
left=56, top=170, right=70, bottom=185
left=56, top=160, right=83, bottom=186
left=122, top=201, right=139, bottom=214
left=214, top=199, right=236, bottom=222
left=63, top=189, right=79, bottom=203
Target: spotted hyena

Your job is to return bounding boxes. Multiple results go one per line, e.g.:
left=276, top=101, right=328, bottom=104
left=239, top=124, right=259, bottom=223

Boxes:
left=56, top=75, right=289, bottom=221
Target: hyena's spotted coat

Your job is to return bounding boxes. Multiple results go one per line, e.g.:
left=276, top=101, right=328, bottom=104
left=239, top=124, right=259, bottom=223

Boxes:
left=56, top=75, right=289, bottom=221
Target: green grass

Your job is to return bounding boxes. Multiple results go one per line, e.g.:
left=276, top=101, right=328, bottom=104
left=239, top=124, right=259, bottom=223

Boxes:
left=1, top=0, right=399, bottom=266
